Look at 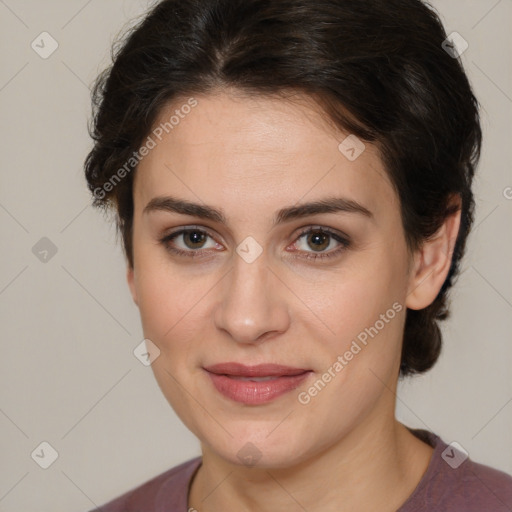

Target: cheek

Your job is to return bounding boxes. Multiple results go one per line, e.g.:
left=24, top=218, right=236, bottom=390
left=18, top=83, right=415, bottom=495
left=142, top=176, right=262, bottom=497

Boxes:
left=299, top=251, right=406, bottom=344
left=132, top=243, right=177, bottom=328
left=136, top=267, right=205, bottom=343
left=297, top=289, right=405, bottom=426
left=133, top=247, right=223, bottom=365
left=293, top=249, right=408, bottom=407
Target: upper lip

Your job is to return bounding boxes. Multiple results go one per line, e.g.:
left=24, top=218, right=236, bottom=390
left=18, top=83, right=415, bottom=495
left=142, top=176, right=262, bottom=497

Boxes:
left=204, top=363, right=310, bottom=377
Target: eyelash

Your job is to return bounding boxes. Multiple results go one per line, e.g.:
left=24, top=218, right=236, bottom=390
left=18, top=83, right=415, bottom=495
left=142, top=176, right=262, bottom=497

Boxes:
left=159, top=226, right=350, bottom=261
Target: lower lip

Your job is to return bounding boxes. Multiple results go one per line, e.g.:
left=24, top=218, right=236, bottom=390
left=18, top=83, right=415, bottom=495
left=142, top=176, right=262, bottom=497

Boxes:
left=206, top=371, right=312, bottom=405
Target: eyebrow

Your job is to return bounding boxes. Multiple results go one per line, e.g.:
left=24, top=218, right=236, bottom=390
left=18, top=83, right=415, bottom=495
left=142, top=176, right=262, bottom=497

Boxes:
left=143, top=195, right=373, bottom=225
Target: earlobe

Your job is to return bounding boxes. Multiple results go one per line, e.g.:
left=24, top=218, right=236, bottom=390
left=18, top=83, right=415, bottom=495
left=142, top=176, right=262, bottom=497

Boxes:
left=127, top=265, right=139, bottom=306
left=406, top=204, right=461, bottom=311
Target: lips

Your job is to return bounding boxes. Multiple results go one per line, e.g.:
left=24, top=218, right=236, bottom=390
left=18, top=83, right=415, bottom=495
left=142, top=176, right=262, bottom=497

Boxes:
left=204, top=362, right=309, bottom=377
left=203, top=362, right=312, bottom=405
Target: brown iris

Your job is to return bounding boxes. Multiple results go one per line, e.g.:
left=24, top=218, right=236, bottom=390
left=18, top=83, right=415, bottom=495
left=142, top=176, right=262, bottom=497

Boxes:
left=183, top=230, right=207, bottom=249
left=307, top=231, right=330, bottom=252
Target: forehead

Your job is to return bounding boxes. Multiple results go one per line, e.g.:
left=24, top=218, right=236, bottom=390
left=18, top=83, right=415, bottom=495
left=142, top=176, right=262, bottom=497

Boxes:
left=133, top=91, right=397, bottom=220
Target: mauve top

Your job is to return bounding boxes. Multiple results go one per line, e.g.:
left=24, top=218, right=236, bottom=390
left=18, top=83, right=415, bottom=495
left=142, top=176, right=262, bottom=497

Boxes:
left=91, top=429, right=512, bottom=511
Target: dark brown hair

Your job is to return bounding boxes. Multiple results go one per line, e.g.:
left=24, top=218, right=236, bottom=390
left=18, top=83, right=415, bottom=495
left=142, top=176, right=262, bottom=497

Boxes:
left=84, top=0, right=482, bottom=377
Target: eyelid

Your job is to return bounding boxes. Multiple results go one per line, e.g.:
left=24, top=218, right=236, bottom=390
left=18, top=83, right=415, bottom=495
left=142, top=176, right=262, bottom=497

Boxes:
left=159, top=224, right=350, bottom=260
left=288, top=226, right=350, bottom=260
left=294, top=225, right=350, bottom=243
left=159, top=225, right=221, bottom=253
left=160, top=224, right=218, bottom=242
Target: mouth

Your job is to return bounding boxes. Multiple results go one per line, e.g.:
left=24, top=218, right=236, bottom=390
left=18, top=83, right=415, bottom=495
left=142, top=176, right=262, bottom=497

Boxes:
left=203, top=362, right=313, bottom=405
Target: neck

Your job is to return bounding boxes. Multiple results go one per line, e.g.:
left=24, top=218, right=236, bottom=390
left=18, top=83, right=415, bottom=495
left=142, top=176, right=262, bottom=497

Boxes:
left=188, top=406, right=433, bottom=512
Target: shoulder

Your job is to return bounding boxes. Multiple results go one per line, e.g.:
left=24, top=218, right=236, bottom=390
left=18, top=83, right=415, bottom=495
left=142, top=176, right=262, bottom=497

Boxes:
left=401, top=429, right=512, bottom=512
left=442, top=454, right=512, bottom=510
left=88, top=456, right=202, bottom=512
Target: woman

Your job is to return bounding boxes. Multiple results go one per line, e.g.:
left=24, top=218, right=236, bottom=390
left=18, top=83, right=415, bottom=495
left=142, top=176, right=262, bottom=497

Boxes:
left=84, top=0, right=512, bottom=510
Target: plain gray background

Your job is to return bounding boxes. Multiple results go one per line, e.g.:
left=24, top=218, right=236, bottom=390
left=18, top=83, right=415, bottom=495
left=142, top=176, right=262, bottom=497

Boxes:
left=0, top=1, right=511, bottom=510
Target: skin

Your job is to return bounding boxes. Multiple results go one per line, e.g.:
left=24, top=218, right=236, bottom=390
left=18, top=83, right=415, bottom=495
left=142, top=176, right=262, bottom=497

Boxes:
left=127, top=89, right=460, bottom=512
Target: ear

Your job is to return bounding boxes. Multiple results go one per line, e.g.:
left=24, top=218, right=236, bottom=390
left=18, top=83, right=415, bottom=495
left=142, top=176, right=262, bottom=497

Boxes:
left=127, top=264, right=139, bottom=306
left=406, top=197, right=462, bottom=310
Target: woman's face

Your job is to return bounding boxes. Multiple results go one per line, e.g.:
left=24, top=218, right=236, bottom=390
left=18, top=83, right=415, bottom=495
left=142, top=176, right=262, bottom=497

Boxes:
left=128, top=90, right=416, bottom=467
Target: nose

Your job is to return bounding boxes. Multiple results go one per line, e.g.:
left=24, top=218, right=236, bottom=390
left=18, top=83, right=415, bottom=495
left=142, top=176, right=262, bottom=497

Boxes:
left=213, top=251, right=291, bottom=345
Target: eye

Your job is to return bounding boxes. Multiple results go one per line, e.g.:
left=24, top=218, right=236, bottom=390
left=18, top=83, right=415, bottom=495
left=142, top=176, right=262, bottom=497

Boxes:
left=159, top=225, right=350, bottom=261
left=160, top=227, right=221, bottom=258
left=289, top=227, right=350, bottom=261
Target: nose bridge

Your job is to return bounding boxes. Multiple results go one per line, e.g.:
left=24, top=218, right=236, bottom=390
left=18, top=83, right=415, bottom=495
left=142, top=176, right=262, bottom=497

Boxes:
left=213, top=248, right=290, bottom=344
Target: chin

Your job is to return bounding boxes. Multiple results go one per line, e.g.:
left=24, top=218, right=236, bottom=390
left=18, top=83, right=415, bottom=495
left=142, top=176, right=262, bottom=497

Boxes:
left=202, top=428, right=312, bottom=469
